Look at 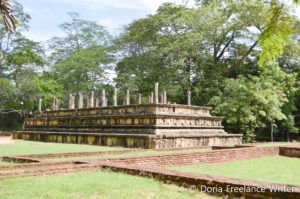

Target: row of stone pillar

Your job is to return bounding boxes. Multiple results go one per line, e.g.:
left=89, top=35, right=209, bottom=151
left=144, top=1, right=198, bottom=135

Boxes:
left=38, top=83, right=192, bottom=112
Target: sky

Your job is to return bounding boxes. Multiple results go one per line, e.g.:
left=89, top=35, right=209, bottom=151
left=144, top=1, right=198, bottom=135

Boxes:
left=18, top=0, right=196, bottom=42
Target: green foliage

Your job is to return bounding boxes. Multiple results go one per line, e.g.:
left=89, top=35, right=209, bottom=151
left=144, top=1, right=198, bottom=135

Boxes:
left=49, top=12, right=115, bottom=100
left=209, top=65, right=293, bottom=141
left=258, top=0, right=294, bottom=66
left=115, top=1, right=274, bottom=104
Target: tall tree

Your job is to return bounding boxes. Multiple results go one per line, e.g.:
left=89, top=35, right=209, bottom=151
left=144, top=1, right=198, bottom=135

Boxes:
left=49, top=12, right=114, bottom=98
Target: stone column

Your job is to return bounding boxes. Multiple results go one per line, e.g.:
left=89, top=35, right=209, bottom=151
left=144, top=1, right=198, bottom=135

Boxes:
left=148, top=94, right=151, bottom=104
left=150, top=92, right=154, bottom=104
left=155, top=82, right=159, bottom=104
left=78, top=93, right=83, bottom=109
left=86, top=96, right=90, bottom=108
left=163, top=91, right=167, bottom=104
left=55, top=98, right=59, bottom=110
left=69, top=94, right=75, bottom=109
left=95, top=98, right=99, bottom=107
left=123, top=96, right=126, bottom=105
left=113, top=88, right=117, bottom=106
left=160, top=93, right=164, bottom=104
left=101, top=90, right=106, bottom=107
left=52, top=97, right=56, bottom=111
left=125, top=89, right=130, bottom=105
left=136, top=93, right=141, bottom=104
left=187, top=90, right=191, bottom=106
left=105, top=98, right=108, bottom=107
left=38, top=98, right=42, bottom=112
left=89, top=91, right=94, bottom=108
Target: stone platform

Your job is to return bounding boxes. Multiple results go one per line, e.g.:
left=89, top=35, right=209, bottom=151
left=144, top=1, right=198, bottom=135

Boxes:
left=13, top=104, right=242, bottom=148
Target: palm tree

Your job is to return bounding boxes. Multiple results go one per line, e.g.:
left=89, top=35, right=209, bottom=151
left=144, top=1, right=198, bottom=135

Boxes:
left=0, top=0, right=16, bottom=32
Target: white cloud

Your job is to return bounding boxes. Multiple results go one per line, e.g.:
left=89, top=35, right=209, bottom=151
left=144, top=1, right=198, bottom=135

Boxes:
left=97, top=17, right=121, bottom=31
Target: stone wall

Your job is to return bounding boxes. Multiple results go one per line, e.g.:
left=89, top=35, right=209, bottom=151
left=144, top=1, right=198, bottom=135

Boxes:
left=13, top=131, right=242, bottom=149
left=279, top=145, right=300, bottom=158
left=101, top=146, right=279, bottom=166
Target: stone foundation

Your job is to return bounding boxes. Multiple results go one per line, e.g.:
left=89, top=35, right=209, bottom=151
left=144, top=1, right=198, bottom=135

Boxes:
left=13, top=131, right=242, bottom=149
left=15, top=103, right=242, bottom=149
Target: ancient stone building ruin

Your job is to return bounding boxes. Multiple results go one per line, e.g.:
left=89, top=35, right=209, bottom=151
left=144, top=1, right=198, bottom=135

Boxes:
left=13, top=83, right=242, bottom=148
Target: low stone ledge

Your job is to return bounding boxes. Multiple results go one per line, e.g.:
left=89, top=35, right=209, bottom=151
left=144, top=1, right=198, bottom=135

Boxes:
left=93, top=146, right=280, bottom=167
left=2, top=156, right=45, bottom=164
left=0, top=133, right=12, bottom=136
left=13, top=131, right=242, bottom=149
left=279, top=145, right=300, bottom=158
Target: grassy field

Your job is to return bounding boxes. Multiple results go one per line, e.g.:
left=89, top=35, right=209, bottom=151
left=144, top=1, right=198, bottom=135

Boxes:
left=0, top=171, right=217, bottom=199
left=0, top=140, right=126, bottom=156
left=0, top=161, right=12, bottom=164
left=254, top=142, right=297, bottom=147
left=46, top=148, right=211, bottom=161
left=171, top=156, right=300, bottom=185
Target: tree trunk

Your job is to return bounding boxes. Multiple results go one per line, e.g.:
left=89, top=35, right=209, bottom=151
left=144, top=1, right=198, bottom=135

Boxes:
left=20, top=109, right=26, bottom=130
left=270, top=121, right=273, bottom=142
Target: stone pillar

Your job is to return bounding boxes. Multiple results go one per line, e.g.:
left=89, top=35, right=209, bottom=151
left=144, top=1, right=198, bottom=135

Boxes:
left=160, top=93, right=164, bottom=104
left=55, top=98, right=59, bottom=110
left=136, top=93, right=141, bottom=104
left=155, top=82, right=159, bottom=104
left=95, top=98, right=99, bottom=107
left=38, top=98, right=42, bottom=112
left=163, top=91, right=167, bottom=104
left=105, top=98, right=108, bottom=107
left=148, top=95, right=151, bottom=104
left=69, top=94, right=75, bottom=109
left=113, top=88, right=117, bottom=106
left=89, top=91, right=94, bottom=108
left=78, top=93, right=83, bottom=109
left=101, top=90, right=106, bottom=107
left=125, top=89, right=130, bottom=105
left=150, top=92, right=154, bottom=104
left=187, top=90, right=191, bottom=106
left=86, top=96, right=90, bottom=108
left=52, top=97, right=56, bottom=111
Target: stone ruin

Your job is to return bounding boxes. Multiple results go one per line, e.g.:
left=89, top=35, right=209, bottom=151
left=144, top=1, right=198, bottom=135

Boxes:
left=13, top=83, right=242, bottom=149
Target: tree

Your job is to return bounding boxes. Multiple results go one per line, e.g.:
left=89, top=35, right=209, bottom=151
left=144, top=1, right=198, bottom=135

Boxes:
left=209, top=65, right=295, bottom=142
left=115, top=1, right=281, bottom=103
left=49, top=12, right=114, bottom=99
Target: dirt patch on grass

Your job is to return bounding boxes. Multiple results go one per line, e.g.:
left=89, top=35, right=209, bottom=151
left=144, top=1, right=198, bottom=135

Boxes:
left=0, top=136, right=13, bottom=144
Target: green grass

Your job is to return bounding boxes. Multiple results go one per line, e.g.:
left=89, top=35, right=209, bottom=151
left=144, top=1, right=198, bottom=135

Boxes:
left=0, top=160, right=12, bottom=164
left=0, top=140, right=126, bottom=156
left=171, top=156, right=300, bottom=185
left=0, top=171, right=217, bottom=199
left=46, top=148, right=211, bottom=161
left=254, top=142, right=298, bottom=147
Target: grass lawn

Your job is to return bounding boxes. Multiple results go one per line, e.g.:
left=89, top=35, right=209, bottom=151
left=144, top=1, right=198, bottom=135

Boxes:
left=0, top=171, right=217, bottom=199
left=171, top=156, right=300, bottom=185
left=46, top=148, right=211, bottom=161
left=0, top=161, right=12, bottom=164
left=0, top=140, right=126, bottom=156
left=254, top=142, right=298, bottom=147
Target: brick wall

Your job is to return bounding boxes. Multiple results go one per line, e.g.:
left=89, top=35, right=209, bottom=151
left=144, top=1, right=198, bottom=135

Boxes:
left=279, top=145, right=300, bottom=158
left=101, top=146, right=279, bottom=167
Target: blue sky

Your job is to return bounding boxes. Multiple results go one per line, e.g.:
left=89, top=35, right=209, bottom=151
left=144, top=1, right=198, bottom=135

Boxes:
left=18, top=0, right=195, bottom=42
